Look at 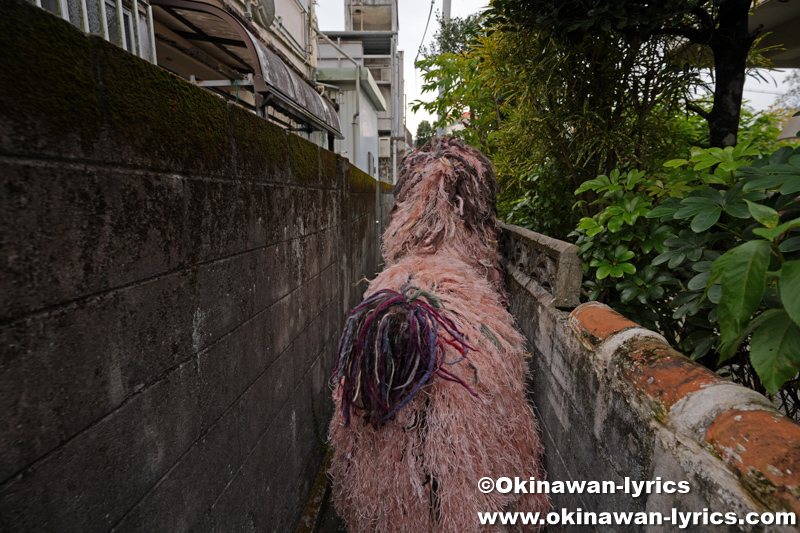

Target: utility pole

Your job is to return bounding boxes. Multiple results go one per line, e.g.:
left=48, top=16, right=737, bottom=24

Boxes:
left=436, top=0, right=451, bottom=137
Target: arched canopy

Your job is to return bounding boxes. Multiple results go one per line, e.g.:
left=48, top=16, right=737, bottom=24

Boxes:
left=152, top=0, right=342, bottom=138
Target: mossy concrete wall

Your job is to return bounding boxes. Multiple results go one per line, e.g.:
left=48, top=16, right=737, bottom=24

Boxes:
left=502, top=223, right=800, bottom=532
left=0, top=0, right=393, bottom=529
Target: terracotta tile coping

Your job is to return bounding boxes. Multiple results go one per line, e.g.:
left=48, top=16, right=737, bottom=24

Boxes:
left=569, top=302, right=800, bottom=513
left=569, top=301, right=639, bottom=350
left=707, top=410, right=800, bottom=514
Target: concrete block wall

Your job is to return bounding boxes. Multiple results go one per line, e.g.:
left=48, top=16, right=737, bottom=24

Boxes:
left=502, top=223, right=800, bottom=532
left=0, top=0, right=393, bottom=529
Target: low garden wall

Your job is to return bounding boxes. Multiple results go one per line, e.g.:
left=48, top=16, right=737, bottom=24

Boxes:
left=501, top=222, right=800, bottom=532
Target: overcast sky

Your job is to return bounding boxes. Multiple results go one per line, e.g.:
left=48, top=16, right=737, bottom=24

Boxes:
left=313, top=0, right=793, bottom=138
left=314, top=0, right=490, bottom=135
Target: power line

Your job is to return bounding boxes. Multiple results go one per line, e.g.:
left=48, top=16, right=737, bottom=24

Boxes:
left=744, top=88, right=783, bottom=95
left=414, top=0, right=436, bottom=66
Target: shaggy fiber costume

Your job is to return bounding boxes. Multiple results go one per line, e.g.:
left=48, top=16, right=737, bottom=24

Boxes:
left=329, top=138, right=550, bottom=532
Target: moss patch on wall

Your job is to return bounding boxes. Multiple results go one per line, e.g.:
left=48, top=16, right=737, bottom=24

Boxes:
left=97, top=36, right=230, bottom=174
left=0, top=0, right=102, bottom=150
left=321, top=150, right=337, bottom=184
left=348, top=165, right=377, bottom=193
left=288, top=134, right=320, bottom=184
left=229, top=104, right=289, bottom=180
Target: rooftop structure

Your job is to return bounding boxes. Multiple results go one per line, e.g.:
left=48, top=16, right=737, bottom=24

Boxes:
left=316, top=0, right=411, bottom=183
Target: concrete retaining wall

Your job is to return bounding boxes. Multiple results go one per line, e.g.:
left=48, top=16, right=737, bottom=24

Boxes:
left=0, top=0, right=393, bottom=529
left=502, top=223, right=800, bottom=532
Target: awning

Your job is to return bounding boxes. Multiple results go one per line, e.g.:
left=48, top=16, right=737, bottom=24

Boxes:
left=151, top=0, right=342, bottom=138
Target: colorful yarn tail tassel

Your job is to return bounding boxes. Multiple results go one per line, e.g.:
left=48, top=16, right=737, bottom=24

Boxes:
left=334, top=284, right=478, bottom=428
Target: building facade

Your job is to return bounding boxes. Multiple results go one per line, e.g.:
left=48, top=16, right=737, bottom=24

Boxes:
left=316, top=0, right=411, bottom=183
left=30, top=0, right=416, bottom=178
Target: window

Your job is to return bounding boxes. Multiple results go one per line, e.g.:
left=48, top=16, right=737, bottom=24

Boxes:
left=30, top=0, right=156, bottom=63
left=103, top=0, right=135, bottom=53
left=35, top=0, right=68, bottom=18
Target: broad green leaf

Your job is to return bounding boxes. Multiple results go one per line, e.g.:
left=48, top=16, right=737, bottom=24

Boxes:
left=607, top=216, right=624, bottom=233
left=619, top=262, right=636, bottom=275
left=750, top=310, right=800, bottom=393
left=718, top=240, right=771, bottom=325
left=743, top=175, right=789, bottom=191
left=674, top=204, right=713, bottom=219
left=781, top=261, right=800, bottom=327
left=724, top=203, right=750, bottom=219
left=708, top=147, right=727, bottom=159
left=693, top=261, right=714, bottom=273
left=648, top=285, right=665, bottom=299
left=708, top=283, right=722, bottom=304
left=682, top=197, right=718, bottom=205
left=703, top=188, right=724, bottom=203
left=718, top=308, right=781, bottom=363
left=703, top=174, right=727, bottom=185
left=620, top=286, right=639, bottom=303
left=652, top=250, right=676, bottom=266
left=673, top=296, right=701, bottom=319
left=780, top=236, right=800, bottom=253
left=688, top=271, right=710, bottom=290
left=745, top=200, right=779, bottom=229
left=753, top=227, right=784, bottom=241
left=723, top=180, right=747, bottom=202
left=672, top=291, right=700, bottom=308
left=760, top=164, right=800, bottom=174
left=770, top=146, right=795, bottom=165
left=691, top=207, right=721, bottom=232
left=646, top=206, right=678, bottom=218
left=690, top=152, right=718, bottom=162
left=587, top=226, right=603, bottom=237
left=618, top=250, right=635, bottom=262
left=596, top=264, right=612, bottom=279
left=668, top=250, right=687, bottom=269
left=664, top=158, right=688, bottom=168
left=683, top=331, right=716, bottom=360
left=780, top=178, right=800, bottom=195
left=693, top=159, right=718, bottom=171
left=576, top=177, right=607, bottom=194
left=664, top=237, right=689, bottom=247
left=752, top=217, right=800, bottom=241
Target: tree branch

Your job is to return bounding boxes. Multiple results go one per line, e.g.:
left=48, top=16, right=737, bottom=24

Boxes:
left=690, top=6, right=715, bottom=31
left=687, top=102, right=710, bottom=120
left=651, top=26, right=709, bottom=45
left=749, top=22, right=764, bottom=41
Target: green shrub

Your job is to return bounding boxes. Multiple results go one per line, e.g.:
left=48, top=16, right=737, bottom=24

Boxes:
left=573, top=142, right=800, bottom=417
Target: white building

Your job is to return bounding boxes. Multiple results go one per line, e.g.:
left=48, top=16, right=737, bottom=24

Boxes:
left=316, top=0, right=412, bottom=183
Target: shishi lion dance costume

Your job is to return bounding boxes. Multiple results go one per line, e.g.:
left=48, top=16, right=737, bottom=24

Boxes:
left=329, top=138, right=550, bottom=532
